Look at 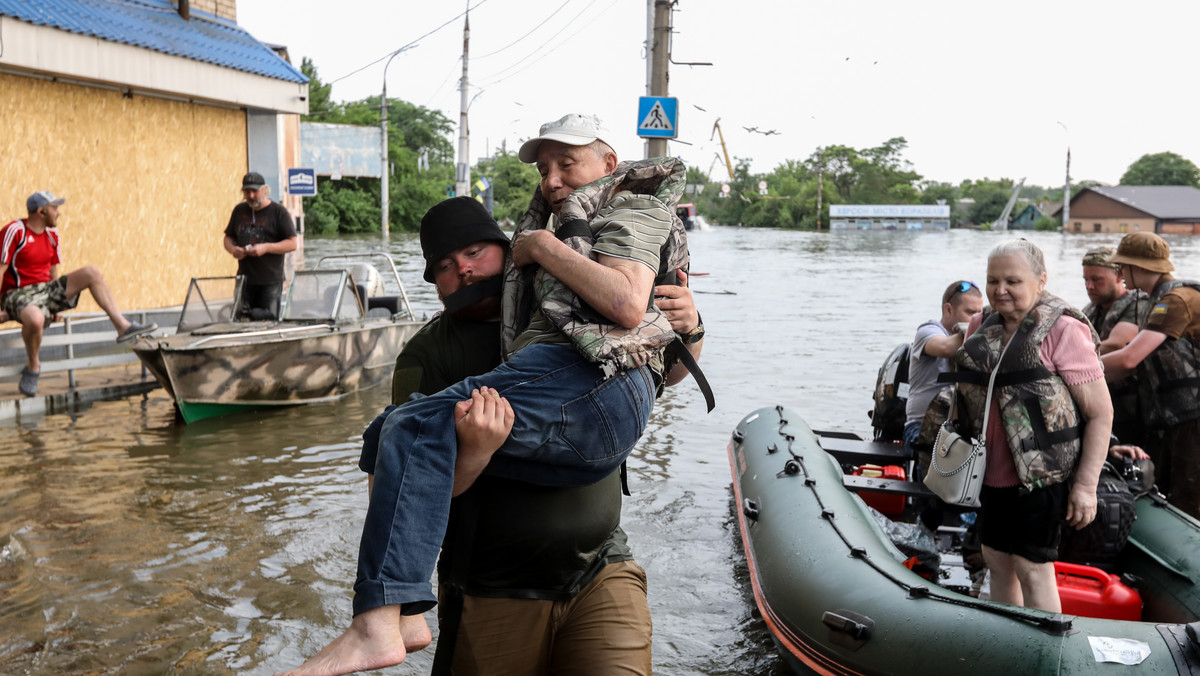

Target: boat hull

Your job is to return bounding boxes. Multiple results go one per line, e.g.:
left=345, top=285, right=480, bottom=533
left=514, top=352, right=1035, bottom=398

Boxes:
left=729, top=405, right=1200, bottom=675
left=133, top=319, right=422, bottom=423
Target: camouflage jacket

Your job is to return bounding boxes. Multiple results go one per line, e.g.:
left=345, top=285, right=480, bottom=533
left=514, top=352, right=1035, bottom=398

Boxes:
left=956, top=293, right=1098, bottom=491
left=500, top=157, right=689, bottom=377
left=1138, top=279, right=1200, bottom=428
left=1083, top=289, right=1147, bottom=429
left=1082, top=288, right=1148, bottom=341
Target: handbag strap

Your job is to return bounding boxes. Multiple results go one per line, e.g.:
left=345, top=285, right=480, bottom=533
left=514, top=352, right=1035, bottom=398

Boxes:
left=947, top=329, right=1017, bottom=445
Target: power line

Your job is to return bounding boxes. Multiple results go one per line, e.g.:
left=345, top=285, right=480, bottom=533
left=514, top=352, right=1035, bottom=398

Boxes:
left=326, top=0, right=491, bottom=87
left=473, top=0, right=572, bottom=60
left=475, top=0, right=612, bottom=88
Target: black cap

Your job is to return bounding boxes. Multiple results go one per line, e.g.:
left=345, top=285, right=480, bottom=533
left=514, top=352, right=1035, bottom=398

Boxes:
left=242, top=171, right=267, bottom=190
left=420, top=197, right=510, bottom=283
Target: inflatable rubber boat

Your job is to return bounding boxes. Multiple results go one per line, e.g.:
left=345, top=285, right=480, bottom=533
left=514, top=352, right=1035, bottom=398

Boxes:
left=729, top=405, right=1200, bottom=674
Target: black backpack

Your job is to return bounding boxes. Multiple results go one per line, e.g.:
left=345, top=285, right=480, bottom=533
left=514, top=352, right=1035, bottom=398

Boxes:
left=1058, top=458, right=1153, bottom=564
left=870, top=343, right=910, bottom=442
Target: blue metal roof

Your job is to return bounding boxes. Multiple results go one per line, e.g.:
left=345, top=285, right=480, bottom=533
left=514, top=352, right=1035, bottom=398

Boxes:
left=0, top=0, right=307, bottom=84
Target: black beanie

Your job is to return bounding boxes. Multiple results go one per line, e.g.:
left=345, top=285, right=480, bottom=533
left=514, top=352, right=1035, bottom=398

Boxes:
left=420, top=197, right=510, bottom=282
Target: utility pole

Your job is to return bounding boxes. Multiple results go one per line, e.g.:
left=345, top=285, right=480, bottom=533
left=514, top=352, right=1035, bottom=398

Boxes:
left=1063, top=147, right=1072, bottom=230
left=646, top=0, right=670, bottom=158
left=455, top=10, right=471, bottom=199
left=816, top=148, right=823, bottom=230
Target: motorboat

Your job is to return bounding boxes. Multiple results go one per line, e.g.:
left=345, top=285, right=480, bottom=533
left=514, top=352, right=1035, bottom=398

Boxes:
left=132, top=254, right=424, bottom=423
left=728, top=403, right=1200, bottom=674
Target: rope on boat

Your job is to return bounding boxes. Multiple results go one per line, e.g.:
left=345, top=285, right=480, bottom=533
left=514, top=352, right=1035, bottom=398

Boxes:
left=767, top=405, right=1074, bottom=636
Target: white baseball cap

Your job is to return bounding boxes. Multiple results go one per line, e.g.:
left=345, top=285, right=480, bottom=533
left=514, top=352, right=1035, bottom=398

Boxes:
left=518, top=113, right=611, bottom=163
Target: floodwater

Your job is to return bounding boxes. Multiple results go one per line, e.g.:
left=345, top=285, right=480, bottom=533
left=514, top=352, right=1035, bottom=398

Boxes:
left=4, top=227, right=1200, bottom=675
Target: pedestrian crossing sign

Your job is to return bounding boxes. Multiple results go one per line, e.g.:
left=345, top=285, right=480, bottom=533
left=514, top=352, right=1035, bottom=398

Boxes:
left=637, top=96, right=678, bottom=138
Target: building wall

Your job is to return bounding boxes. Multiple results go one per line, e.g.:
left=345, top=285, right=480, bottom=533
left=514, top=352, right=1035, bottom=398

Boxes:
left=183, top=0, right=237, bottom=22
left=1067, top=218, right=1155, bottom=234
left=1070, top=190, right=1149, bottom=219
left=0, top=72, right=246, bottom=314
left=1162, top=222, right=1200, bottom=235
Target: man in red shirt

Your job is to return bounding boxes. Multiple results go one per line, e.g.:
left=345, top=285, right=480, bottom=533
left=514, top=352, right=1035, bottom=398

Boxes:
left=1, top=191, right=156, bottom=396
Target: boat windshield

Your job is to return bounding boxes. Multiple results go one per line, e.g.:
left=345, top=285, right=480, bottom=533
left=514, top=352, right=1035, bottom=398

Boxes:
left=281, top=270, right=363, bottom=322
left=177, top=276, right=245, bottom=332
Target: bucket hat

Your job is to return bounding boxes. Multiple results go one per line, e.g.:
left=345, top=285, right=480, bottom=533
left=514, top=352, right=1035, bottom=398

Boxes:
left=1108, top=232, right=1175, bottom=273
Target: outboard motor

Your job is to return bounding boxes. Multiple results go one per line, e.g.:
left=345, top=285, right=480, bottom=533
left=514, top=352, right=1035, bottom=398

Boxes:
left=870, top=342, right=910, bottom=442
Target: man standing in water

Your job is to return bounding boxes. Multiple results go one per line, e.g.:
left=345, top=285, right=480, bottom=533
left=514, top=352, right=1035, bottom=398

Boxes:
left=278, top=113, right=704, bottom=676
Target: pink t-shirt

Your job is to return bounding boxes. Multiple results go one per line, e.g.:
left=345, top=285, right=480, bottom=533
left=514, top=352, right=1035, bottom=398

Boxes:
left=963, top=314, right=1103, bottom=487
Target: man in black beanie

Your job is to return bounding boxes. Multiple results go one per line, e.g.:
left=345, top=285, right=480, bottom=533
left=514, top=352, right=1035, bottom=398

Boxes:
left=354, top=196, right=699, bottom=673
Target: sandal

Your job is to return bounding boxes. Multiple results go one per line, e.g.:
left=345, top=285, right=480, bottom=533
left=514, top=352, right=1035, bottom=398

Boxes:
left=19, top=367, right=39, bottom=397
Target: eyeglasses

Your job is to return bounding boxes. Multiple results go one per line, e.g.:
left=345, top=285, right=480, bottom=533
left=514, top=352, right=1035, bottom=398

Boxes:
left=945, top=281, right=979, bottom=304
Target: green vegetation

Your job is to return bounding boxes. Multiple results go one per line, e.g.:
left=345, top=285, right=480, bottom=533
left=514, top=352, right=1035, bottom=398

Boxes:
left=1120, top=152, right=1200, bottom=188
left=299, top=59, right=535, bottom=234
left=298, top=58, right=1198, bottom=232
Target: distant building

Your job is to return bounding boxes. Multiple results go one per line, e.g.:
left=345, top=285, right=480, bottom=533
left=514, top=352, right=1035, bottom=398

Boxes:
left=1059, top=186, right=1200, bottom=235
left=1009, top=204, right=1040, bottom=230
left=828, top=204, right=951, bottom=231
left=0, top=0, right=308, bottom=312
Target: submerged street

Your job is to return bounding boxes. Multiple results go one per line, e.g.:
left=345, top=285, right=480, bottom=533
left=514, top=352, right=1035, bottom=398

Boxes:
left=4, top=227, right=1196, bottom=674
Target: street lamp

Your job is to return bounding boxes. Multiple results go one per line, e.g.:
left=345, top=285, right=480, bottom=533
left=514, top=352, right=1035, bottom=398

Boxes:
left=381, top=47, right=412, bottom=240
left=1057, top=121, right=1071, bottom=230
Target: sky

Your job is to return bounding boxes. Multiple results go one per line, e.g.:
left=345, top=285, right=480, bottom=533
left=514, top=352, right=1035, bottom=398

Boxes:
left=237, top=0, right=1199, bottom=189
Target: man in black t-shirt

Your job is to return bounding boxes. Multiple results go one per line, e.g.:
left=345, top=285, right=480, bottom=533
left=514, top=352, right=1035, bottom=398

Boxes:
left=222, top=171, right=297, bottom=320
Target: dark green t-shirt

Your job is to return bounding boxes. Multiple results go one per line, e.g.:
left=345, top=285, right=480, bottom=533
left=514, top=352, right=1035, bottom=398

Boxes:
left=391, top=311, right=632, bottom=600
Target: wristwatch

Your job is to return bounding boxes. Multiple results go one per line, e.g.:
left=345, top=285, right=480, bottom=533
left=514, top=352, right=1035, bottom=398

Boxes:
left=680, top=320, right=705, bottom=344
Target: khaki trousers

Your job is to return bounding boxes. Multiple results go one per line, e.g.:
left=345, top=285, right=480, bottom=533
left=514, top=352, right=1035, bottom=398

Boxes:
left=446, top=560, right=652, bottom=675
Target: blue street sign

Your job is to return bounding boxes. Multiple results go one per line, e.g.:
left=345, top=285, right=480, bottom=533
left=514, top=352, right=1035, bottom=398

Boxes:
left=637, top=96, right=678, bottom=138
left=287, top=168, right=317, bottom=196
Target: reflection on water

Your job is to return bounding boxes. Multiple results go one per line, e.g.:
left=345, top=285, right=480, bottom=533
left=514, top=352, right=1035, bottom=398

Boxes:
left=3, top=228, right=1197, bottom=674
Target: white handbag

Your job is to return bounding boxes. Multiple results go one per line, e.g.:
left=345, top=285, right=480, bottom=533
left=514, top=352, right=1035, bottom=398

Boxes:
left=924, top=339, right=1011, bottom=508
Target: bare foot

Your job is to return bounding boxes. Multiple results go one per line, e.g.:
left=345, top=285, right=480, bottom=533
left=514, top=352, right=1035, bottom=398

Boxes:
left=275, top=605, right=409, bottom=676
left=400, top=612, right=432, bottom=653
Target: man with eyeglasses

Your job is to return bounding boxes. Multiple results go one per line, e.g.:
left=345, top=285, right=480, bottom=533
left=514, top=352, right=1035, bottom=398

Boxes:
left=904, top=281, right=985, bottom=462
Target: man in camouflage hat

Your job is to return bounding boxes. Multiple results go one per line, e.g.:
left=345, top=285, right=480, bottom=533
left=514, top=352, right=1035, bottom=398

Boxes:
left=1081, top=245, right=1150, bottom=452
left=281, top=116, right=703, bottom=676
left=1103, top=232, right=1200, bottom=517
left=1081, top=245, right=1148, bottom=353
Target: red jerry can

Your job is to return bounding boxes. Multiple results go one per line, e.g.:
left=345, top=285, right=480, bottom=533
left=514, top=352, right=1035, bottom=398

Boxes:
left=852, top=464, right=906, bottom=515
left=1054, top=561, right=1142, bottom=621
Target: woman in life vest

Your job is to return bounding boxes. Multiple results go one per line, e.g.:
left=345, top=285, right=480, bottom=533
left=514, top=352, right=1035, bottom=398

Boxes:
left=957, top=239, right=1112, bottom=612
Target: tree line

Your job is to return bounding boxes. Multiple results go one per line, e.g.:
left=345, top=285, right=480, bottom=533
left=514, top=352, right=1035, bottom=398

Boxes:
left=299, top=59, right=1200, bottom=233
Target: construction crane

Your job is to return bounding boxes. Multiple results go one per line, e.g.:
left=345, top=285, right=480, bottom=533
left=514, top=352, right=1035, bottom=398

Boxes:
left=991, top=178, right=1026, bottom=231
left=711, top=119, right=736, bottom=183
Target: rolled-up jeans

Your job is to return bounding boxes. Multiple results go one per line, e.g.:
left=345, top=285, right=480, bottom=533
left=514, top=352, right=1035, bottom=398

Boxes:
left=353, top=343, right=655, bottom=616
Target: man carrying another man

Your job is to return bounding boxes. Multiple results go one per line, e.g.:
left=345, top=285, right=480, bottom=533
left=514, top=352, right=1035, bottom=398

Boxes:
left=1, top=191, right=156, bottom=396
left=280, top=113, right=703, bottom=676
left=223, top=171, right=297, bottom=320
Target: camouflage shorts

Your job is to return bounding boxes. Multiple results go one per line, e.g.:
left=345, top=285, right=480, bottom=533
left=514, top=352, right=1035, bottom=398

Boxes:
left=2, top=276, right=79, bottom=324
